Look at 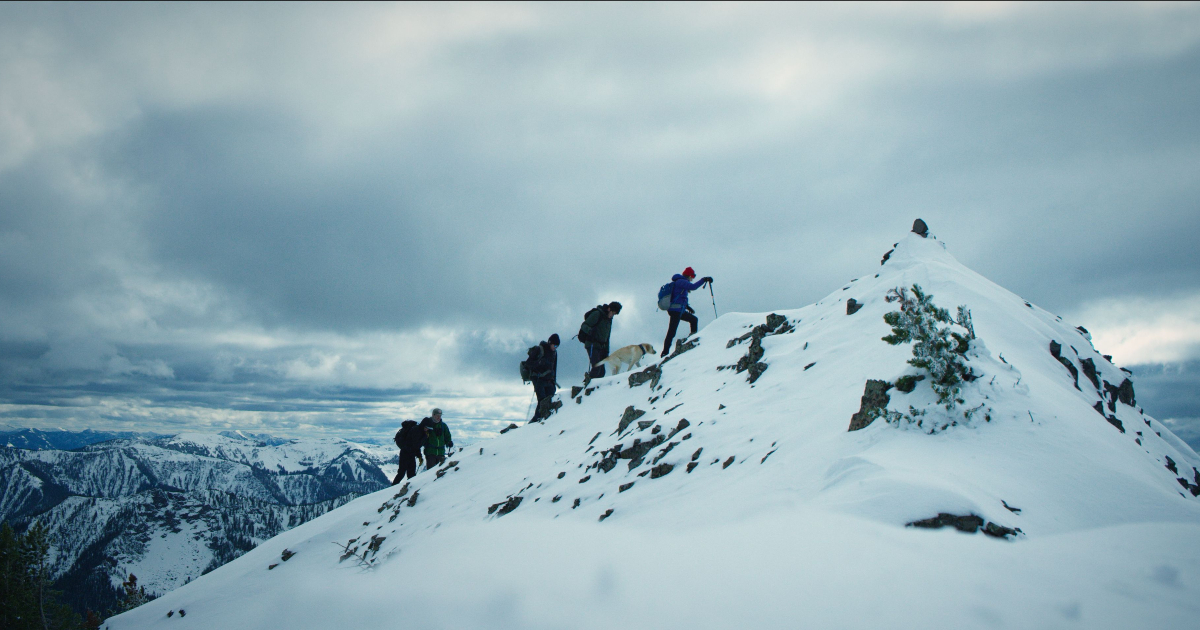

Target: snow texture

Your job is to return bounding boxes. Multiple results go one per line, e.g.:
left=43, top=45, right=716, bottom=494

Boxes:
left=105, top=232, right=1200, bottom=629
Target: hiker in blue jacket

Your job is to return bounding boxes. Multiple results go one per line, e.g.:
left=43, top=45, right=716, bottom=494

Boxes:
left=661, top=267, right=713, bottom=357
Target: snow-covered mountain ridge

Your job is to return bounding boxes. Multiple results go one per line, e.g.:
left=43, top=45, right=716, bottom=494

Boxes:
left=107, top=230, right=1200, bottom=629
left=0, top=432, right=393, bottom=614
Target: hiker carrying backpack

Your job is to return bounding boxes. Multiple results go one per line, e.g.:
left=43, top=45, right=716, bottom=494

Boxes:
left=420, top=408, right=453, bottom=469
left=392, top=419, right=425, bottom=484
left=578, top=302, right=621, bottom=379
left=526, top=334, right=561, bottom=421
left=660, top=268, right=712, bottom=358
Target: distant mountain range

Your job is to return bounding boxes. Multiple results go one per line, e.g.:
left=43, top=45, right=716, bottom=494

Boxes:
left=0, top=427, right=170, bottom=451
left=0, top=431, right=395, bottom=615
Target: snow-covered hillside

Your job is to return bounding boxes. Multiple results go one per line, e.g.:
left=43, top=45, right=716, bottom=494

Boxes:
left=0, top=432, right=393, bottom=613
left=106, top=229, right=1200, bottom=629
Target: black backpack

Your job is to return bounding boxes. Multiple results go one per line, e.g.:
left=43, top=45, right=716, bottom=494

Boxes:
left=394, top=422, right=423, bottom=452
left=578, top=306, right=603, bottom=343
left=519, top=345, right=540, bottom=383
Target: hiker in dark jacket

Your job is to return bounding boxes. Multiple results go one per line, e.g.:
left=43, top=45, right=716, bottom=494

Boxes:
left=392, top=419, right=424, bottom=484
left=420, top=408, right=453, bottom=468
left=661, top=267, right=712, bottom=357
left=579, top=302, right=621, bottom=379
left=528, top=334, right=561, bottom=421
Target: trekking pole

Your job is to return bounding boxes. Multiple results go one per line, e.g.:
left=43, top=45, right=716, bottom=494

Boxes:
left=709, top=283, right=718, bottom=319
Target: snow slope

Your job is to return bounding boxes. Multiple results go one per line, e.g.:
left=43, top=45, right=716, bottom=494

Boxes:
left=106, top=231, right=1200, bottom=629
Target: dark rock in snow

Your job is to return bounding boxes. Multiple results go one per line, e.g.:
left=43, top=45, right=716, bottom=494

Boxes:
left=594, top=449, right=619, bottom=473
left=669, top=337, right=700, bottom=359
left=628, top=365, right=662, bottom=389
left=848, top=379, right=893, bottom=431
left=650, top=463, right=674, bottom=479
left=619, top=482, right=634, bottom=492
left=667, top=419, right=690, bottom=440
left=722, top=456, right=735, bottom=469
left=1001, top=500, right=1021, bottom=514
left=846, top=299, right=863, bottom=315
left=686, top=462, right=699, bottom=473
left=804, top=362, right=815, bottom=371
left=1102, top=381, right=1119, bottom=412
left=621, top=435, right=667, bottom=470
left=618, top=406, right=646, bottom=433
left=1106, top=415, right=1125, bottom=433
left=691, top=448, right=703, bottom=461
left=1117, top=379, right=1136, bottom=406
left=912, top=218, right=929, bottom=237
left=907, top=513, right=1020, bottom=539
left=579, top=475, right=591, bottom=483
left=1166, top=456, right=1178, bottom=474
left=1049, top=341, right=1080, bottom=390
left=733, top=314, right=792, bottom=384
left=572, top=498, right=580, bottom=508
left=651, top=441, right=678, bottom=465
left=488, top=496, right=522, bottom=516
left=747, top=362, right=768, bottom=383
left=982, top=522, right=1021, bottom=539
left=571, top=386, right=583, bottom=399
left=1079, top=358, right=1100, bottom=390
left=599, top=509, right=614, bottom=522
left=500, top=423, right=519, bottom=434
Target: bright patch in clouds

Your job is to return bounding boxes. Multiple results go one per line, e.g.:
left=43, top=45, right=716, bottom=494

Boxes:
left=1073, top=293, right=1200, bottom=365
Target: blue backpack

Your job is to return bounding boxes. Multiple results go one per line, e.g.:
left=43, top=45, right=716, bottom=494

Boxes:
left=657, top=282, right=673, bottom=311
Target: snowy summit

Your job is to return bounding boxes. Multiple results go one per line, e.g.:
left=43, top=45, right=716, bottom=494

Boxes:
left=107, top=225, right=1200, bottom=629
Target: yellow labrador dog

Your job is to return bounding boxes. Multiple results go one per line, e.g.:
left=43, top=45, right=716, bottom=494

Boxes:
left=599, top=343, right=657, bottom=375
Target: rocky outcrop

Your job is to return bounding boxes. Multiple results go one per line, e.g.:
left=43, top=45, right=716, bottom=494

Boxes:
left=617, top=406, right=646, bottom=434
left=846, top=299, right=863, bottom=315
left=628, top=365, right=662, bottom=389
left=848, top=380, right=893, bottom=431
left=732, top=314, right=792, bottom=384
left=906, top=513, right=1020, bottom=539
left=1049, top=341, right=1080, bottom=390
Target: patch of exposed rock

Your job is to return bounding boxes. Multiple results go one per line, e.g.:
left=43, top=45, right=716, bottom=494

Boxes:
left=848, top=379, right=893, bottom=431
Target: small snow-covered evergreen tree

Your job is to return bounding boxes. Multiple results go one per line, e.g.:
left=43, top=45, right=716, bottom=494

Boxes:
left=883, top=285, right=975, bottom=408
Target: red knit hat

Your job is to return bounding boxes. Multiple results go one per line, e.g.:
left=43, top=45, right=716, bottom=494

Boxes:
left=682, top=267, right=696, bottom=278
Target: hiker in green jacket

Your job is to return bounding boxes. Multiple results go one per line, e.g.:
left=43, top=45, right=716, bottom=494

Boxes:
left=579, top=301, right=621, bottom=379
left=420, top=408, right=454, bottom=469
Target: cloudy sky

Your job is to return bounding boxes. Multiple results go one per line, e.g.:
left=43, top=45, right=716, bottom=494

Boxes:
left=2, top=2, right=1199, bottom=444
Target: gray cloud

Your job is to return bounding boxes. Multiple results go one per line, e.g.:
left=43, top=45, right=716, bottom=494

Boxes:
left=2, top=3, right=1200, bottom=439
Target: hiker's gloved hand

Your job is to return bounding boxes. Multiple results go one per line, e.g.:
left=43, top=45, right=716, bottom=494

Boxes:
left=686, top=306, right=695, bottom=314
left=702, top=276, right=713, bottom=284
